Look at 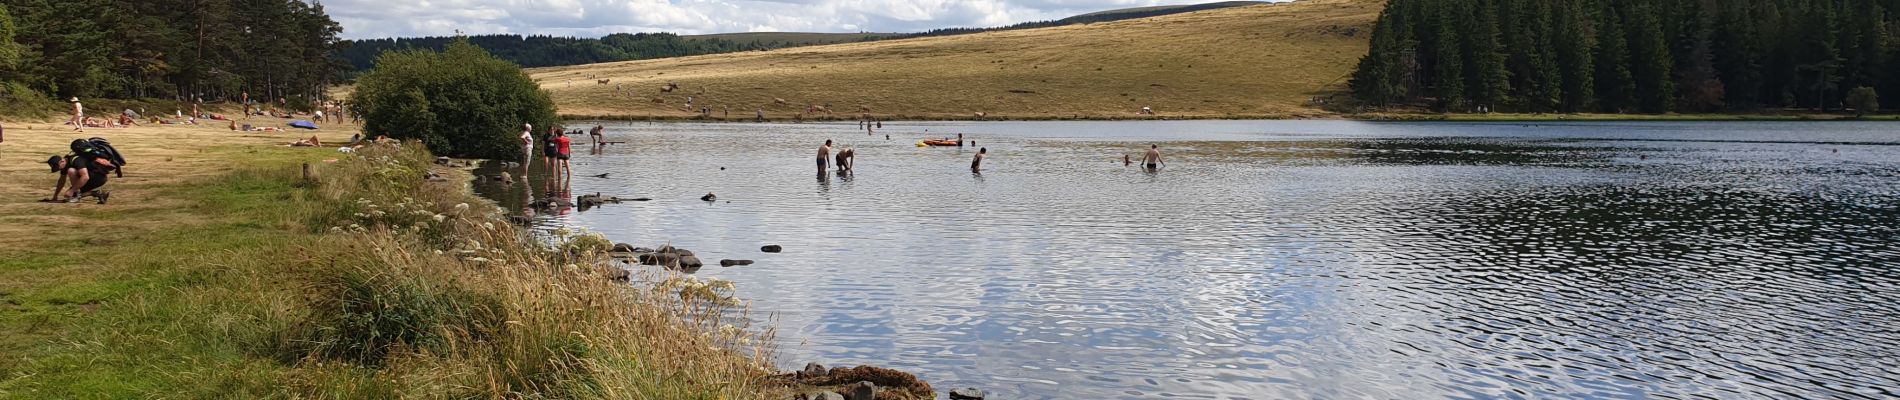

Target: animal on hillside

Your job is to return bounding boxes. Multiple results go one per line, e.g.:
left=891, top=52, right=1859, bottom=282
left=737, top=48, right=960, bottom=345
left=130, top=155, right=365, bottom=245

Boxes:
left=974, top=112, right=987, bottom=119
left=773, top=98, right=788, bottom=106
left=597, top=79, right=611, bottom=85
left=659, top=82, right=680, bottom=93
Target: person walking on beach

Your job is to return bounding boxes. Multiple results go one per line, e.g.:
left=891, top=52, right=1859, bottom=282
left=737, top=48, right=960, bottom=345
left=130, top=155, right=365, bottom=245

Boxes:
left=971, top=147, right=987, bottom=171
left=1142, top=144, right=1165, bottom=170
left=817, top=140, right=833, bottom=174
left=70, top=98, right=84, bottom=132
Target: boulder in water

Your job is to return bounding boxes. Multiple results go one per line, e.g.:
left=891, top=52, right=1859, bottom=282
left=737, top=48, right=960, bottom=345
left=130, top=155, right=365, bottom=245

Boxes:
left=761, top=245, right=782, bottom=253
left=949, top=388, right=985, bottom=400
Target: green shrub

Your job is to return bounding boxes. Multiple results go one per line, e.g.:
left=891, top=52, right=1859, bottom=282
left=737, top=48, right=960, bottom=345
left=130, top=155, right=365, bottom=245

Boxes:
left=349, top=38, right=557, bottom=159
left=292, top=257, right=505, bottom=366
left=1846, top=87, right=1879, bottom=117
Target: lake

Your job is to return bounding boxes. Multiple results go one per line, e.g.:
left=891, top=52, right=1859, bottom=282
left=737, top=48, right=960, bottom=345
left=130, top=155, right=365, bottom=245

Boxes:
left=475, top=120, right=1900, bottom=399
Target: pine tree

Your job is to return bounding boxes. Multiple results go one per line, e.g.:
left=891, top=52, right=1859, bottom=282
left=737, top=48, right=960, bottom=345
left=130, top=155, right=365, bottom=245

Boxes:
left=1629, top=5, right=1676, bottom=113
left=1552, top=0, right=1594, bottom=113
left=1594, top=6, right=1636, bottom=113
left=1351, top=11, right=1406, bottom=107
left=1711, top=0, right=1763, bottom=110
left=1464, top=0, right=1510, bottom=111
left=1673, top=0, right=1725, bottom=112
left=1431, top=0, right=1466, bottom=110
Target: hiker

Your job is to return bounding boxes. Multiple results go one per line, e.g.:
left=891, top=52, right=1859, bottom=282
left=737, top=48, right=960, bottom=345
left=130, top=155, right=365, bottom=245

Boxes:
left=47, top=143, right=118, bottom=203
left=817, top=140, right=832, bottom=174
left=835, top=148, right=855, bottom=171
left=971, top=148, right=987, bottom=171
left=70, top=98, right=84, bottom=132
left=1142, top=144, right=1165, bottom=170
left=520, top=123, right=535, bottom=162
left=590, top=124, right=605, bottom=145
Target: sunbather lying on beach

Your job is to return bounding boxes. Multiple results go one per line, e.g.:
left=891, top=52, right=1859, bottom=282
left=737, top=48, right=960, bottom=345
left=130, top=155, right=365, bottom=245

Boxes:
left=290, top=136, right=321, bottom=147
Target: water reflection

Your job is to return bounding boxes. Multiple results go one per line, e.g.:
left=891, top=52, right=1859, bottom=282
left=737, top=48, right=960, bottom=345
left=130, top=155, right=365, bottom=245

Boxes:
left=474, top=120, right=1900, bottom=399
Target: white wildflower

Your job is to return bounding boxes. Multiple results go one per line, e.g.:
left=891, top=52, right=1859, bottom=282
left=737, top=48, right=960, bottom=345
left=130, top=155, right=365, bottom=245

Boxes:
left=432, top=214, right=446, bottom=222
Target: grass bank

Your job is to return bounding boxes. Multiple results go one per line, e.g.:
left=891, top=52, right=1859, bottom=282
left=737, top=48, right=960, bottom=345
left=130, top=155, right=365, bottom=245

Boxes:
left=0, top=121, right=915, bottom=398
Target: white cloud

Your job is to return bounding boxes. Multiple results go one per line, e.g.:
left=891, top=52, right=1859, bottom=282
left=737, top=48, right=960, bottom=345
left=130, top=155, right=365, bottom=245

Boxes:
left=320, top=0, right=1249, bottom=39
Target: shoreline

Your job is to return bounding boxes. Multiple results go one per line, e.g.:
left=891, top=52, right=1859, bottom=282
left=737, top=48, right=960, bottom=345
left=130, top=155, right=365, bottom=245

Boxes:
left=558, top=112, right=1900, bottom=123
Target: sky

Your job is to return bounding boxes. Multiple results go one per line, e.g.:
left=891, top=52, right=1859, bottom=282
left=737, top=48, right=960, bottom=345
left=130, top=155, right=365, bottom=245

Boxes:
left=322, top=0, right=1252, bottom=40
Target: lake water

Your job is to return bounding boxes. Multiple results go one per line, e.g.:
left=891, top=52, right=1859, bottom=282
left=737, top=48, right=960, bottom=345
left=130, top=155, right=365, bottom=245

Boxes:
left=475, top=120, right=1900, bottom=399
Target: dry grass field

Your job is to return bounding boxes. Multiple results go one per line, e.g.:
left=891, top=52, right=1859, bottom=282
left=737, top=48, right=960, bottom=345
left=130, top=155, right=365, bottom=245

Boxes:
left=531, top=0, right=1379, bottom=120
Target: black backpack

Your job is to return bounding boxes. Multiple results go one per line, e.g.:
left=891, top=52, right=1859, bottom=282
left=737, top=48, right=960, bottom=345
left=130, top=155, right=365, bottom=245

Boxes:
left=73, top=137, right=127, bottom=177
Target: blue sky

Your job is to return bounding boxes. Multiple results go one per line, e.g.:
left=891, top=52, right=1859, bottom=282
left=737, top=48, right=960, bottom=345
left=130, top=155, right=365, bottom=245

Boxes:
left=323, top=0, right=1256, bottom=39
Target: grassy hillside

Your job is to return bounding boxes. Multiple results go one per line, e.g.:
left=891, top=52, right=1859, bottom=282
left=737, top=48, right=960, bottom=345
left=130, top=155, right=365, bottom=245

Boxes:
left=685, top=32, right=902, bottom=46
left=1062, top=1, right=1265, bottom=21
left=532, top=0, right=1379, bottom=120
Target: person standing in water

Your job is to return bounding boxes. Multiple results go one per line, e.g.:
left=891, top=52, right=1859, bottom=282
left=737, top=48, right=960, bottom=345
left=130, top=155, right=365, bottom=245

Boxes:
left=554, top=130, right=573, bottom=179
left=971, top=147, right=987, bottom=171
left=817, top=140, right=833, bottom=174
left=520, top=123, right=535, bottom=162
left=835, top=147, right=855, bottom=171
left=1142, top=144, right=1165, bottom=170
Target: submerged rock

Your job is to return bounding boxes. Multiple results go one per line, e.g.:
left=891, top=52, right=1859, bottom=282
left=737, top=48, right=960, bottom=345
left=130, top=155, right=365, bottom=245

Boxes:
left=719, top=259, right=755, bottom=267
left=949, top=388, right=985, bottom=399
left=761, top=245, right=783, bottom=253
left=678, top=255, right=704, bottom=269
left=612, top=243, right=637, bottom=253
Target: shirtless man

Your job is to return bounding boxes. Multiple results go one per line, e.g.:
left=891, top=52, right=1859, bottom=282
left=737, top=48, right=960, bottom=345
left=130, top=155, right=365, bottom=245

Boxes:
left=835, top=147, right=855, bottom=171
left=589, top=124, right=605, bottom=145
left=1142, top=144, right=1165, bottom=170
left=816, top=140, right=832, bottom=174
left=971, top=147, right=987, bottom=171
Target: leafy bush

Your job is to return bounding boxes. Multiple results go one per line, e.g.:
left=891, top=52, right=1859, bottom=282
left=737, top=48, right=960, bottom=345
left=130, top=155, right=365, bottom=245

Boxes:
left=349, top=38, right=557, bottom=160
left=1846, top=87, right=1879, bottom=117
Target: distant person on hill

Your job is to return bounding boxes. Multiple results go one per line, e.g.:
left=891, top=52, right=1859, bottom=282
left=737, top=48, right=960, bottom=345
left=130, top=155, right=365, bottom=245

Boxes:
left=70, top=98, right=84, bottom=132
left=817, top=140, right=833, bottom=174
left=756, top=108, right=764, bottom=122
left=1142, top=144, right=1165, bottom=170
left=241, top=92, right=250, bottom=118
left=971, top=148, right=987, bottom=171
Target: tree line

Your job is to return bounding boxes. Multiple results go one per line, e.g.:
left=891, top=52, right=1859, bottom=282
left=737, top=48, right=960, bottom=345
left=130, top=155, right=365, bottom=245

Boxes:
left=335, top=33, right=857, bottom=73
left=1350, top=0, right=1896, bottom=114
left=0, top=0, right=343, bottom=107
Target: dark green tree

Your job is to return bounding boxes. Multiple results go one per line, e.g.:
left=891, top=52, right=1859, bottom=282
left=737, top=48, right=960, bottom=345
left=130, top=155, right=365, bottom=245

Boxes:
left=1351, top=11, right=1407, bottom=107
left=1594, top=6, right=1637, bottom=113
left=1431, top=0, right=1466, bottom=110
left=1552, top=0, right=1594, bottom=113
left=1463, top=0, right=1510, bottom=111
left=349, top=39, right=558, bottom=159
left=1628, top=6, right=1675, bottom=113
left=1844, top=86, right=1879, bottom=116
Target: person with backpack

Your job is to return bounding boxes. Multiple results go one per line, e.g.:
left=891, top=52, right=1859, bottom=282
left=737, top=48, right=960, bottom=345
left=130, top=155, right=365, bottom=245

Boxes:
left=47, top=139, right=123, bottom=204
